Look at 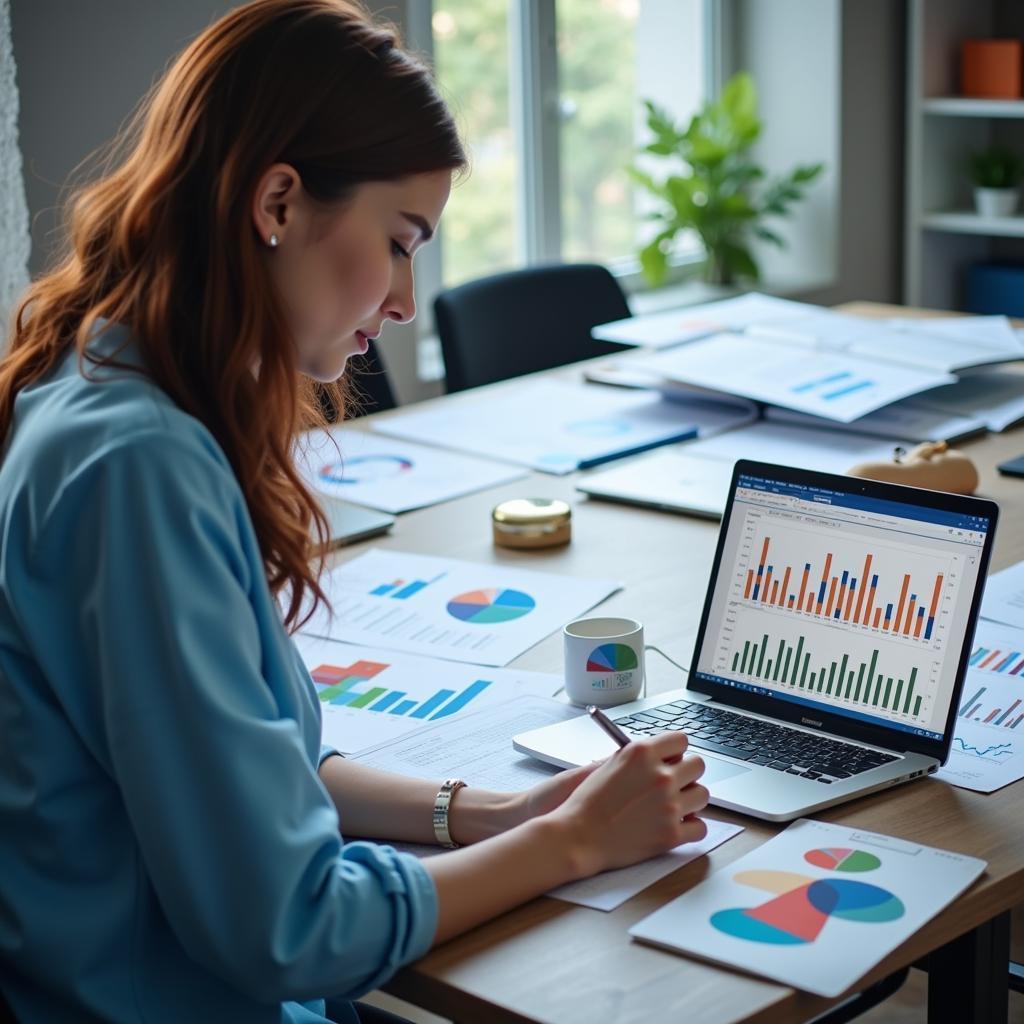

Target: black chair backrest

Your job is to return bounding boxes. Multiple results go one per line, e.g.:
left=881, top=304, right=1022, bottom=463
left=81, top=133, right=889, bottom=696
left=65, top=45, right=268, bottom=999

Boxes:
left=342, top=340, right=397, bottom=419
left=433, top=263, right=632, bottom=393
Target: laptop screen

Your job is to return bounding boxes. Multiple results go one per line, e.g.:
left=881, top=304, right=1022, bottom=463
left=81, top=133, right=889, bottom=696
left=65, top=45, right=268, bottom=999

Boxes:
left=693, top=468, right=994, bottom=745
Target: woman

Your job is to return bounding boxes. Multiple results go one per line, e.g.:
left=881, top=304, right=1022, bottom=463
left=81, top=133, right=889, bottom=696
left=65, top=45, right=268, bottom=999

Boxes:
left=0, top=2, right=708, bottom=1022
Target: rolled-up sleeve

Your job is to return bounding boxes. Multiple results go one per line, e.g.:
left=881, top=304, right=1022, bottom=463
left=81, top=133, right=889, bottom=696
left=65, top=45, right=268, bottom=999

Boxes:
left=21, top=431, right=438, bottom=1002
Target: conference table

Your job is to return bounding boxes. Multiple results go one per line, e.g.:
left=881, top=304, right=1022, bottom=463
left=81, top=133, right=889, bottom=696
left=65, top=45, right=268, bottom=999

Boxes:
left=339, top=302, right=1024, bottom=1024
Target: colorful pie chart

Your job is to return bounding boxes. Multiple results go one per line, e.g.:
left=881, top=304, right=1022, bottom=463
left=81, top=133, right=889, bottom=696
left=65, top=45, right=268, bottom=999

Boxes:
left=319, top=454, right=413, bottom=485
left=586, top=643, right=639, bottom=673
left=446, top=588, right=536, bottom=624
left=804, top=848, right=882, bottom=873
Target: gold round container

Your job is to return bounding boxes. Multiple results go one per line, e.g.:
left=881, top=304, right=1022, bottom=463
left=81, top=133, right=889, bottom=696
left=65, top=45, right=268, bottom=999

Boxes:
left=492, top=498, right=572, bottom=550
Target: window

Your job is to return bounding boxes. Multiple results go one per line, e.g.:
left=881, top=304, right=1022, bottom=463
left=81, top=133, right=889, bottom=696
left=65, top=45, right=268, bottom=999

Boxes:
left=429, top=0, right=710, bottom=287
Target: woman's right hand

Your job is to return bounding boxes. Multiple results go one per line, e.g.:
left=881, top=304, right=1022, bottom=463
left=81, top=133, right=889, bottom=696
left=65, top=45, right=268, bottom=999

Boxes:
left=548, top=732, right=709, bottom=879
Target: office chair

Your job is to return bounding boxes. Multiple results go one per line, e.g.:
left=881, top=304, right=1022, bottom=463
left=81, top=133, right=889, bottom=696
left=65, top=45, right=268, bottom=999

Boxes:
left=433, top=262, right=632, bottom=393
left=316, top=340, right=396, bottom=422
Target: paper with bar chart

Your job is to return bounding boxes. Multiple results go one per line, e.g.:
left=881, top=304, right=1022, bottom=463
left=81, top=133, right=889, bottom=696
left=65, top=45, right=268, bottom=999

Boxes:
left=697, top=475, right=988, bottom=741
left=294, top=548, right=620, bottom=666
left=293, top=427, right=526, bottom=513
left=641, top=333, right=956, bottom=423
left=294, top=635, right=563, bottom=753
left=935, top=620, right=1024, bottom=793
left=629, top=818, right=986, bottom=997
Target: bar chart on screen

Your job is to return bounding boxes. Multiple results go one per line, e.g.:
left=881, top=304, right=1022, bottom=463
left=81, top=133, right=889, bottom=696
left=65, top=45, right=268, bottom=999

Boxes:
left=731, top=509, right=966, bottom=654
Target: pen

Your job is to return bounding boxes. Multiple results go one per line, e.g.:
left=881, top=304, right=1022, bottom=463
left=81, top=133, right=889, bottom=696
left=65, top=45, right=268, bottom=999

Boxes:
left=588, top=704, right=686, bottom=766
left=587, top=704, right=632, bottom=748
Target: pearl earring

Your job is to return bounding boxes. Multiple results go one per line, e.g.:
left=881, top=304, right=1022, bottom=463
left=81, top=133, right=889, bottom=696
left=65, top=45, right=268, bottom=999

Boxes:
left=268, top=233, right=279, bottom=248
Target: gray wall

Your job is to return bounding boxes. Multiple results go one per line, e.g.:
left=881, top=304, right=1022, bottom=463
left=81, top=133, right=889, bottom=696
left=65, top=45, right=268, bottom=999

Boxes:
left=12, top=0, right=232, bottom=277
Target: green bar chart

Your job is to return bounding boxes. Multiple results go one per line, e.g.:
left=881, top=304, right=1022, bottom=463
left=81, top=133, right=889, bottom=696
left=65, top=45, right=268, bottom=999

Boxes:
left=731, top=630, right=924, bottom=719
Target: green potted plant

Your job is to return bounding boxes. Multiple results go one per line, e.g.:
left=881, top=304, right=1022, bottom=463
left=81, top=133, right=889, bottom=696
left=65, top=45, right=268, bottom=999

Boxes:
left=629, top=72, right=823, bottom=287
left=969, top=146, right=1023, bottom=218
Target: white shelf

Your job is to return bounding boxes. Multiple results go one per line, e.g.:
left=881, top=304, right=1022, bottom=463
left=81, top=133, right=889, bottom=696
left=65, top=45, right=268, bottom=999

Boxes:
left=923, top=96, right=1024, bottom=118
left=921, top=210, right=1024, bottom=238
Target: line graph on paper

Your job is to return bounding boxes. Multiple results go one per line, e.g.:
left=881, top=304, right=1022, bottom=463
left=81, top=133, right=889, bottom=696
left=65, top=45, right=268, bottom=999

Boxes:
left=951, top=737, right=1014, bottom=762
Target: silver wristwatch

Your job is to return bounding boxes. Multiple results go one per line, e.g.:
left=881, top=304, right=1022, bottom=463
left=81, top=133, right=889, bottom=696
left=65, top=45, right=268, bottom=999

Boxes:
left=433, top=777, right=467, bottom=848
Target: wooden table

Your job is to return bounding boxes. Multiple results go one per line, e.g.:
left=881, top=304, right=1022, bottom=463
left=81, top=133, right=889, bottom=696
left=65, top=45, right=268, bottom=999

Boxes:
left=342, top=302, right=1024, bottom=1023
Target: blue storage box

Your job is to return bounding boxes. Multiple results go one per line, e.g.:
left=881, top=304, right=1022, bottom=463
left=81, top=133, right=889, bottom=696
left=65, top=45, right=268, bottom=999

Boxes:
left=966, top=263, right=1024, bottom=317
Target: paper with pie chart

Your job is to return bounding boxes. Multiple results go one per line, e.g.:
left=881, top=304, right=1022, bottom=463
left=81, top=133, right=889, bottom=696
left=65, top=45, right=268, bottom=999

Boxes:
left=296, top=548, right=620, bottom=666
left=293, top=427, right=526, bottom=513
left=629, top=818, right=985, bottom=997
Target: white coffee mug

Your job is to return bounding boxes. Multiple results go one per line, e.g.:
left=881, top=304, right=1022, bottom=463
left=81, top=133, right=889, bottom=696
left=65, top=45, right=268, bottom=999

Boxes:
left=563, top=616, right=645, bottom=707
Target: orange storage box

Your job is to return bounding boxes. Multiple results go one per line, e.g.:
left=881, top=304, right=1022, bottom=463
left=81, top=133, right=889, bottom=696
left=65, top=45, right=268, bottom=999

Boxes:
left=961, top=39, right=1022, bottom=99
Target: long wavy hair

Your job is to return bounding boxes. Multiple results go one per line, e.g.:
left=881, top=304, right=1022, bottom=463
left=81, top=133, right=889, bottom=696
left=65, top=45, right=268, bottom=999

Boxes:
left=0, top=0, right=465, bottom=629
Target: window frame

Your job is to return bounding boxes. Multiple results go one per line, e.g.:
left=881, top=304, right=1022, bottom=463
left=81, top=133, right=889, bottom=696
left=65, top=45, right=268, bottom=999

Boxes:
left=408, top=0, right=722, bottom=373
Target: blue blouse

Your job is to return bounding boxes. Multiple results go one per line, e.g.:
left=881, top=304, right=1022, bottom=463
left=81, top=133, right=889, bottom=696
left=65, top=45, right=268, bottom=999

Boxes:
left=0, top=326, right=437, bottom=1022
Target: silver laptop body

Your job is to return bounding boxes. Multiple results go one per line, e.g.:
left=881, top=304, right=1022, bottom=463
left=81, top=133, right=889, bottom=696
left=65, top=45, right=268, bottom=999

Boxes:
left=515, top=460, right=998, bottom=821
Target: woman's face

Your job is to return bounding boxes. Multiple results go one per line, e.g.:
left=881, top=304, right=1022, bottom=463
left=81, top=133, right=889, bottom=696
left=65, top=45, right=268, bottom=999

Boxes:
left=254, top=168, right=451, bottom=382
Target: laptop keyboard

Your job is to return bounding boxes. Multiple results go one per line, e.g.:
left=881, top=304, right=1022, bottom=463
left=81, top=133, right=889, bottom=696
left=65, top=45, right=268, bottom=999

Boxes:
left=612, top=700, right=900, bottom=784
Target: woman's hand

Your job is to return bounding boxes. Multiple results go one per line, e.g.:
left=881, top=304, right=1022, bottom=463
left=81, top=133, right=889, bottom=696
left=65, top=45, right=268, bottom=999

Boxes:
left=546, top=732, right=709, bottom=878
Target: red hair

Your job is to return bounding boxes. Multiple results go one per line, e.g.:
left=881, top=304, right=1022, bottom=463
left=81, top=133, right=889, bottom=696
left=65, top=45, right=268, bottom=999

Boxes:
left=0, top=0, right=465, bottom=629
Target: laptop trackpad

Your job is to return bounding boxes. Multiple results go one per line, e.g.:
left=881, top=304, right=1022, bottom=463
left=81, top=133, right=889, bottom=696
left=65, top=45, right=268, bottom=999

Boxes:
left=700, top=754, right=751, bottom=786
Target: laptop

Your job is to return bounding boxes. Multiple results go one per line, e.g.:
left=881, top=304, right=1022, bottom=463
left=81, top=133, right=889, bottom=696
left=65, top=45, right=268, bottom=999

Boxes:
left=314, top=496, right=395, bottom=551
left=514, top=460, right=998, bottom=821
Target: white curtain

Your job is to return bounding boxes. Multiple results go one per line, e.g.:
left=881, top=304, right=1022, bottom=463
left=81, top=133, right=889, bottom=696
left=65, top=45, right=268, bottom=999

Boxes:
left=0, top=0, right=30, bottom=346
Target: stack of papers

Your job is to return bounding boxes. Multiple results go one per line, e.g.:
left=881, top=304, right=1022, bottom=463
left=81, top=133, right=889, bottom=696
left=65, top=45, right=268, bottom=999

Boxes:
left=981, top=560, right=1024, bottom=629
left=641, top=333, right=956, bottom=423
left=591, top=292, right=812, bottom=349
left=594, top=293, right=1024, bottom=428
left=372, top=379, right=753, bottom=474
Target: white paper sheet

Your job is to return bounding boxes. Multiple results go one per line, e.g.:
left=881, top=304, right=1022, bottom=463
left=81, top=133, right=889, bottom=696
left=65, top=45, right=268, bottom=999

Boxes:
left=980, top=560, right=1024, bottom=630
left=920, top=370, right=1024, bottom=433
left=629, top=818, right=986, bottom=997
left=350, top=695, right=580, bottom=789
left=763, top=400, right=986, bottom=444
left=642, top=333, right=955, bottom=423
left=576, top=449, right=736, bottom=518
left=935, top=620, right=1024, bottom=793
left=590, top=292, right=814, bottom=349
left=372, top=380, right=708, bottom=474
left=675, top=422, right=915, bottom=476
left=293, top=427, right=527, bottom=513
left=749, top=309, right=1024, bottom=372
left=294, top=636, right=563, bottom=755
left=548, top=819, right=744, bottom=911
left=295, top=548, right=620, bottom=667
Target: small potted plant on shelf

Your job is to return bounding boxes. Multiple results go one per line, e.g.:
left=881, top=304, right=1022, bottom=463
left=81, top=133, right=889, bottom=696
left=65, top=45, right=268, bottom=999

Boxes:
left=629, top=72, right=823, bottom=287
left=969, top=146, right=1023, bottom=218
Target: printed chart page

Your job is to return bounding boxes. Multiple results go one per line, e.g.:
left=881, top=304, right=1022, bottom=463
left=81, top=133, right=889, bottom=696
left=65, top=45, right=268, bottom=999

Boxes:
left=980, top=559, right=1024, bottom=630
left=629, top=818, right=985, bottom=997
left=694, top=472, right=990, bottom=747
left=296, top=548, right=620, bottom=666
left=591, top=292, right=814, bottom=349
left=293, top=426, right=526, bottom=513
left=372, top=380, right=705, bottom=474
left=293, top=636, right=562, bottom=755
left=642, top=334, right=955, bottom=423
left=936, top=619, right=1024, bottom=793
left=350, top=694, right=580, bottom=790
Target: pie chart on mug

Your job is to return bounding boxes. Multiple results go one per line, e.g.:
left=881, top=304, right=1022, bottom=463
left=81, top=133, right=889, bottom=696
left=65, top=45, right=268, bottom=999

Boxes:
left=446, top=588, right=536, bottom=624
left=587, top=643, right=639, bottom=673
